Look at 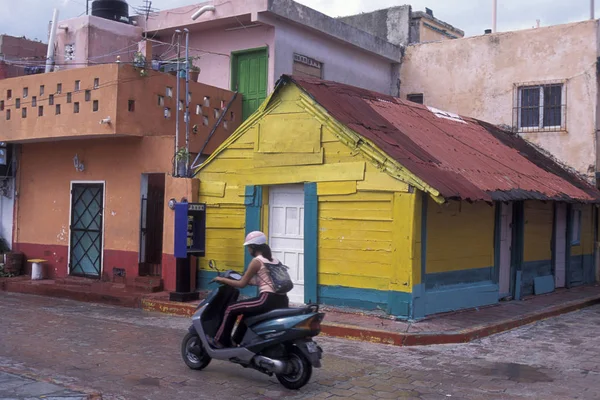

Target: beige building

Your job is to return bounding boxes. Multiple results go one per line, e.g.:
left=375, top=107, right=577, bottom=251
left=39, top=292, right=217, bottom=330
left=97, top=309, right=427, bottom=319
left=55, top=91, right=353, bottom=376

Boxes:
left=400, top=20, right=600, bottom=184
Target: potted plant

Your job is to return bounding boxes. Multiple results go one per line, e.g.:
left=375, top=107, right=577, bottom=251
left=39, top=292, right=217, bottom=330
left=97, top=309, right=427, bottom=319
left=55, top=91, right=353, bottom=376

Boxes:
left=175, top=147, right=189, bottom=177
left=189, top=65, right=200, bottom=82
left=0, top=238, right=23, bottom=276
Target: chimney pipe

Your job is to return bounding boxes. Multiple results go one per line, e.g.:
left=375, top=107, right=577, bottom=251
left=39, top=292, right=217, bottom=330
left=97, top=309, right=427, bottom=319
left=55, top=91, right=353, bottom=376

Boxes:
left=592, top=0, right=595, bottom=20
left=492, top=0, right=497, bottom=33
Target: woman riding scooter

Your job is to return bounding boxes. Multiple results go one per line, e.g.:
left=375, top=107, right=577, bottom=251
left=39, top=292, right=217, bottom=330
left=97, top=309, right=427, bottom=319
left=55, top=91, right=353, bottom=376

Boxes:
left=209, top=231, right=289, bottom=348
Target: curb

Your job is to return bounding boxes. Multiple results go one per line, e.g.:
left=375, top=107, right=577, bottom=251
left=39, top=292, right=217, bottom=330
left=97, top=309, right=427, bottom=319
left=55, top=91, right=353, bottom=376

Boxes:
left=140, top=294, right=600, bottom=346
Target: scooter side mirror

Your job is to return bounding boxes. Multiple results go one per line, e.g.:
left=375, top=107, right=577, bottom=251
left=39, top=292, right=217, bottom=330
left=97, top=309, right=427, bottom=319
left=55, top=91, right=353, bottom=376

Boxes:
left=208, top=260, right=216, bottom=270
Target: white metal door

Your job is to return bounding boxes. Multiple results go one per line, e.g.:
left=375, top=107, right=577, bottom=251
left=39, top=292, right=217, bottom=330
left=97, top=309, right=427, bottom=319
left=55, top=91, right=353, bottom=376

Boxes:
left=499, top=202, right=513, bottom=298
left=269, top=185, right=305, bottom=304
left=554, top=203, right=567, bottom=288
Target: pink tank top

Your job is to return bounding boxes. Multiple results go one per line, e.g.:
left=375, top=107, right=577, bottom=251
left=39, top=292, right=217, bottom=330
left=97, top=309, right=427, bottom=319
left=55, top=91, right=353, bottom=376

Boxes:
left=250, top=255, right=278, bottom=294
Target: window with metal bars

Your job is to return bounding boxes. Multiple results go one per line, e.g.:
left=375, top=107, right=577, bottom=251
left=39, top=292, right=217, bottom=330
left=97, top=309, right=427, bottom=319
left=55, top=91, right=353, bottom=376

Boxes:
left=514, top=82, right=566, bottom=132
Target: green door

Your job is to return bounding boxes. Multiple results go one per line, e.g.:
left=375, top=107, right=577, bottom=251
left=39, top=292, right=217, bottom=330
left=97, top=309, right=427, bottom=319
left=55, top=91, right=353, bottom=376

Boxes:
left=231, top=48, right=268, bottom=121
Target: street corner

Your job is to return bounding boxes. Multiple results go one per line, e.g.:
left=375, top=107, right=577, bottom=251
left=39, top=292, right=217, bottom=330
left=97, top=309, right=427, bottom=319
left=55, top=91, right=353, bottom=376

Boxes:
left=0, top=367, right=102, bottom=400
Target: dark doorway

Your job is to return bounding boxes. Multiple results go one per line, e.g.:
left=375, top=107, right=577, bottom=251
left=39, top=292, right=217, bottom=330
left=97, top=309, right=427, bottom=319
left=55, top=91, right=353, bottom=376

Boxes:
left=139, top=173, right=165, bottom=277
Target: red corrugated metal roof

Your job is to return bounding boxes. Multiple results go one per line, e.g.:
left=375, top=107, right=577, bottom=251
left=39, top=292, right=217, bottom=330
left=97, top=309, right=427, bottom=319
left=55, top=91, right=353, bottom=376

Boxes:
left=284, top=75, right=600, bottom=203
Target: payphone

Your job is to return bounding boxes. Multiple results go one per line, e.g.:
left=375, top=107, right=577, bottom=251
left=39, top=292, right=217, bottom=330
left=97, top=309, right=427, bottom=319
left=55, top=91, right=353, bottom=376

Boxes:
left=170, top=202, right=206, bottom=302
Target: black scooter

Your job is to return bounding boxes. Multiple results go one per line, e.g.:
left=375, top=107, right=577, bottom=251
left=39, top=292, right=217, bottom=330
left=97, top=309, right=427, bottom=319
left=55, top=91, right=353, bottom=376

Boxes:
left=181, top=261, right=325, bottom=390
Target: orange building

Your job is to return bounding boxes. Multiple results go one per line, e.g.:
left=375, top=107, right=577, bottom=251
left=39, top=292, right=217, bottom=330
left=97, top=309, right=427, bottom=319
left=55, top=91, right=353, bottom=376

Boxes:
left=0, top=63, right=241, bottom=291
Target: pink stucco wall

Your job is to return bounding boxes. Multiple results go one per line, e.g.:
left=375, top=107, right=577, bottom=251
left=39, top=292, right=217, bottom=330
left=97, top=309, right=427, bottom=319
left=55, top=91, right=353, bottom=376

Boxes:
left=55, top=16, right=142, bottom=70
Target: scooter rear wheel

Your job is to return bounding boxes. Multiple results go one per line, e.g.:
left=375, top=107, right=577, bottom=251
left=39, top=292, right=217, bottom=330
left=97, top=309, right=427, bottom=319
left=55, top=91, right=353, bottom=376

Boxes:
left=276, top=347, right=312, bottom=390
left=181, top=332, right=212, bottom=370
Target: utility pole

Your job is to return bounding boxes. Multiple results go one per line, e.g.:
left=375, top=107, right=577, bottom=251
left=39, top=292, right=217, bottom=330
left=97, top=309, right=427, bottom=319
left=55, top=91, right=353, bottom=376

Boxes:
left=592, top=0, right=596, bottom=20
left=492, top=0, right=497, bottom=33
left=184, top=28, right=190, bottom=175
left=86, top=0, right=89, bottom=15
left=175, top=30, right=182, bottom=176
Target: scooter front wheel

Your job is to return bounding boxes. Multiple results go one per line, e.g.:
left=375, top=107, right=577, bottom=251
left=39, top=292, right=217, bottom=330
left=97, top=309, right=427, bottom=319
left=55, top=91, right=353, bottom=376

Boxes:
left=276, top=347, right=312, bottom=390
left=181, top=332, right=212, bottom=370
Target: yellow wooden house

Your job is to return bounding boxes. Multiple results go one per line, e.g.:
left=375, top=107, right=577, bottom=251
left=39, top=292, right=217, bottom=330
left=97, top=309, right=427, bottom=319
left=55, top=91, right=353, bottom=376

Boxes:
left=194, top=76, right=600, bottom=319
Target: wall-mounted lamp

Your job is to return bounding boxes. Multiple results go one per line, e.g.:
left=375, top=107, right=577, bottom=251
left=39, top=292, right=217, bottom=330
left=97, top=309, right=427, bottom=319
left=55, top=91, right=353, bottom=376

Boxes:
left=73, top=154, right=85, bottom=172
left=168, top=198, right=177, bottom=210
left=191, top=5, right=216, bottom=20
left=100, top=117, right=111, bottom=125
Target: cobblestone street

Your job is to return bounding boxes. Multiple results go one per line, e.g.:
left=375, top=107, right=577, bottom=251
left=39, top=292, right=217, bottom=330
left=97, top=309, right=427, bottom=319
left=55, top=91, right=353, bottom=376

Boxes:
left=1, top=292, right=599, bottom=400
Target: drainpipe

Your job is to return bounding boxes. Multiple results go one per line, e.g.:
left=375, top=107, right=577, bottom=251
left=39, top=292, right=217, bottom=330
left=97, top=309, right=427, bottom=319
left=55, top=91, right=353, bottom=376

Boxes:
left=492, top=0, right=497, bottom=33
left=45, top=9, right=59, bottom=73
left=184, top=28, right=190, bottom=175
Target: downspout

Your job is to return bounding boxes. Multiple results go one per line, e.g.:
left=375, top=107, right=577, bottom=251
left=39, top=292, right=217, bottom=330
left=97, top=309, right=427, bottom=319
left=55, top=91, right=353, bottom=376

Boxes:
left=45, top=9, right=59, bottom=73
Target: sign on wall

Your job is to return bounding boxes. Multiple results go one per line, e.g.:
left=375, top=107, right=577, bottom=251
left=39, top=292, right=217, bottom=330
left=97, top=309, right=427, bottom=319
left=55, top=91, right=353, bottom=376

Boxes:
left=293, top=53, right=323, bottom=79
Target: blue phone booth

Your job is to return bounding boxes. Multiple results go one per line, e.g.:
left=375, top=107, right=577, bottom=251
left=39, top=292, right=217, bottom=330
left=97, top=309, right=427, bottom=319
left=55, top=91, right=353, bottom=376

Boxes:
left=170, top=202, right=206, bottom=302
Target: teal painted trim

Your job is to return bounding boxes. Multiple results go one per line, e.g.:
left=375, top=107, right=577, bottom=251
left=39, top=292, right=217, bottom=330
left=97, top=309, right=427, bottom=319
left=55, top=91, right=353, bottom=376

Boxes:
left=569, top=254, right=595, bottom=286
left=197, top=270, right=219, bottom=290
left=425, top=267, right=493, bottom=289
left=533, top=275, right=555, bottom=295
left=515, top=270, right=522, bottom=300
left=493, top=202, right=501, bottom=284
left=424, top=282, right=498, bottom=316
left=421, top=193, right=428, bottom=281
left=243, top=185, right=262, bottom=298
left=411, top=284, right=425, bottom=320
left=318, top=285, right=412, bottom=319
left=521, top=259, right=552, bottom=296
left=511, top=202, right=525, bottom=297
left=565, top=204, right=573, bottom=289
left=550, top=203, right=557, bottom=278
left=304, top=183, right=318, bottom=304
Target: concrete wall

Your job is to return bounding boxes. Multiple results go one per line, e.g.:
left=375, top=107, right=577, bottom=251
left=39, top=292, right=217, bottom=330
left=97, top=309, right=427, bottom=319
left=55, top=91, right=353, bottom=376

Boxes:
left=0, top=35, right=48, bottom=79
left=0, top=64, right=241, bottom=153
left=270, top=15, right=397, bottom=95
left=400, top=20, right=600, bottom=181
left=12, top=136, right=196, bottom=290
left=337, top=6, right=411, bottom=47
left=55, top=16, right=142, bottom=69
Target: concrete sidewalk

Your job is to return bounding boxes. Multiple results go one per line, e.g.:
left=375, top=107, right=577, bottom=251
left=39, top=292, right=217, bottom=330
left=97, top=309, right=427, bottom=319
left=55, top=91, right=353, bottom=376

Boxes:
left=141, top=284, right=600, bottom=346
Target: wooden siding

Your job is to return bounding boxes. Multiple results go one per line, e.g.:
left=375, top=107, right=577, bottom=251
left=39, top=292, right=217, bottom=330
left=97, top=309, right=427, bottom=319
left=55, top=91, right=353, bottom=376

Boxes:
left=197, top=84, right=416, bottom=294
left=426, top=198, right=495, bottom=274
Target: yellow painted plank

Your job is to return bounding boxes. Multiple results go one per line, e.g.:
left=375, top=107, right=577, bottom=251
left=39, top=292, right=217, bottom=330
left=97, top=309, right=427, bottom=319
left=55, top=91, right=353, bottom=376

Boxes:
left=318, top=272, right=390, bottom=290
left=206, top=216, right=245, bottom=229
left=205, top=207, right=244, bottom=216
left=235, top=125, right=258, bottom=144
left=205, top=228, right=245, bottom=240
left=228, top=142, right=255, bottom=150
left=427, top=256, right=494, bottom=274
left=268, top=101, right=305, bottom=114
left=318, top=191, right=393, bottom=203
left=317, top=181, right=357, bottom=196
left=320, top=229, right=392, bottom=242
left=199, top=181, right=226, bottom=198
left=320, top=238, right=392, bottom=251
left=246, top=162, right=366, bottom=186
left=358, top=170, right=410, bottom=192
left=257, top=115, right=321, bottom=153
left=219, top=149, right=253, bottom=159
left=319, top=201, right=392, bottom=212
left=253, top=149, right=324, bottom=168
left=320, top=210, right=392, bottom=221
left=320, top=218, right=393, bottom=232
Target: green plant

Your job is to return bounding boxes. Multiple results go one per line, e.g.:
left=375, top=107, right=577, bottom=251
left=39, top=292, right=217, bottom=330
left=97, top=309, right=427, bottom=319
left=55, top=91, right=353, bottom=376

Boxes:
left=190, top=65, right=200, bottom=72
left=0, top=264, right=13, bottom=278
left=175, top=147, right=189, bottom=162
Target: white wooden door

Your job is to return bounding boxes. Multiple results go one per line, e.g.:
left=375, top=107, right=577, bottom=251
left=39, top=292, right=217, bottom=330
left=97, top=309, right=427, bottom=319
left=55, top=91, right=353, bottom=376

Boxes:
left=554, top=203, right=567, bottom=288
left=269, top=185, right=305, bottom=304
left=499, top=202, right=513, bottom=298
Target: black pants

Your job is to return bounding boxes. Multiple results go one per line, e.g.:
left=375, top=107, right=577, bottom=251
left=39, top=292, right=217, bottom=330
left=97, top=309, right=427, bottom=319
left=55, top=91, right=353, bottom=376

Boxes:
left=215, top=292, right=289, bottom=346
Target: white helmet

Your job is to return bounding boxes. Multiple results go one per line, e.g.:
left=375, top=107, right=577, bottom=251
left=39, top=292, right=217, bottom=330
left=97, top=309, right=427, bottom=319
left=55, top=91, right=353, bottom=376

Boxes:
left=244, top=231, right=267, bottom=246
